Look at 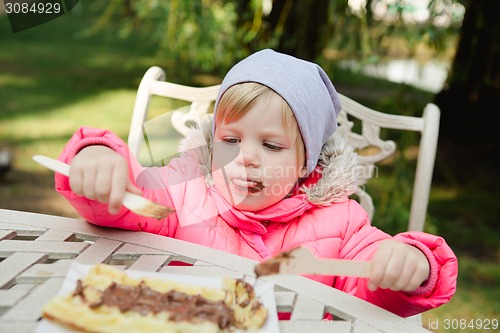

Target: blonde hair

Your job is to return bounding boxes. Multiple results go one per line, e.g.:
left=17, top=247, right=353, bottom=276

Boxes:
left=216, top=82, right=305, bottom=167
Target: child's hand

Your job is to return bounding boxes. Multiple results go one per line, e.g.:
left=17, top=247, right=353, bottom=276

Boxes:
left=69, top=145, right=142, bottom=214
left=368, top=239, right=430, bottom=292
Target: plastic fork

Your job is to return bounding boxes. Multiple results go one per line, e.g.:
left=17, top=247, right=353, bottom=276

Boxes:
left=33, top=155, right=175, bottom=219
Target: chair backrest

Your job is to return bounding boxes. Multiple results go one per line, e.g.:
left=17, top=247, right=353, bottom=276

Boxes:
left=128, top=66, right=440, bottom=232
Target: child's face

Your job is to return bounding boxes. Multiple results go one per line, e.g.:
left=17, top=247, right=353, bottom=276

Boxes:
left=212, top=94, right=306, bottom=211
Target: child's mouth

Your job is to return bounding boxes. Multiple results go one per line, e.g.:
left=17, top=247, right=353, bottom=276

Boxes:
left=232, top=178, right=265, bottom=193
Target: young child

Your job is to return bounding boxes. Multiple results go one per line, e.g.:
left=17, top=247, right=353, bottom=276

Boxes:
left=55, top=49, right=457, bottom=317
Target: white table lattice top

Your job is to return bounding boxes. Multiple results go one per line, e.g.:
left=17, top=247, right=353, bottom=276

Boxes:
left=0, top=209, right=431, bottom=333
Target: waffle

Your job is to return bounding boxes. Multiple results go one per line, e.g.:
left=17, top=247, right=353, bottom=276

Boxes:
left=42, top=264, right=268, bottom=333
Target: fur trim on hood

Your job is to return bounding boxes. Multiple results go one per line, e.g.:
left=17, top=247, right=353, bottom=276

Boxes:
left=178, top=118, right=365, bottom=206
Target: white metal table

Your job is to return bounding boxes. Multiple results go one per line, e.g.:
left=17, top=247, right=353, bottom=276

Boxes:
left=0, top=208, right=431, bottom=333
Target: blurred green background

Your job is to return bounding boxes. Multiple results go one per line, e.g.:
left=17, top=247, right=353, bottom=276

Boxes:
left=0, top=2, right=498, bottom=332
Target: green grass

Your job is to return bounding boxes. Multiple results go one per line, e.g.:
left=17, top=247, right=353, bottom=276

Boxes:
left=0, top=10, right=156, bottom=160
left=0, top=9, right=156, bottom=118
left=1, top=10, right=499, bottom=333
left=423, top=256, right=500, bottom=332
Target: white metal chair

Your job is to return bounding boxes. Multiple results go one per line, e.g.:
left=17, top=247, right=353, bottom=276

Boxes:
left=128, top=66, right=221, bottom=164
left=128, top=66, right=440, bottom=233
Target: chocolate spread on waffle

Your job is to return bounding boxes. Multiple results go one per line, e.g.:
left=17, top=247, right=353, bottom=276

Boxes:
left=73, top=280, right=236, bottom=329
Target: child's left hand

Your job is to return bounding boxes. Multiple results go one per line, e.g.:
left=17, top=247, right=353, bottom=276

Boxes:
left=367, top=239, right=430, bottom=292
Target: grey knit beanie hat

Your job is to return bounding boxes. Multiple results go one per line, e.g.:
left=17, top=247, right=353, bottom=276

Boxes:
left=213, top=49, right=341, bottom=176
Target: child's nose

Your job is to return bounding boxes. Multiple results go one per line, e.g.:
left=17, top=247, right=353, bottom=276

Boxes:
left=238, top=143, right=260, bottom=167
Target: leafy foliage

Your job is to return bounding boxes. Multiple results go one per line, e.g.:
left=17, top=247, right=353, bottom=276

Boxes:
left=83, top=0, right=464, bottom=76
left=83, top=1, right=243, bottom=80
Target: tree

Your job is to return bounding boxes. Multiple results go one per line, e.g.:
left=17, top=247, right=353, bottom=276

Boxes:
left=435, top=0, right=500, bottom=178
left=234, top=0, right=338, bottom=61
left=89, top=1, right=464, bottom=78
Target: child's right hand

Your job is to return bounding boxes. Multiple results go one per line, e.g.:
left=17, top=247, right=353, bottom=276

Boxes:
left=69, top=145, right=142, bottom=214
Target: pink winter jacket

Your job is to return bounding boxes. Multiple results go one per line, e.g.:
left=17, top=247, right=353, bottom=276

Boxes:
left=56, top=125, right=458, bottom=318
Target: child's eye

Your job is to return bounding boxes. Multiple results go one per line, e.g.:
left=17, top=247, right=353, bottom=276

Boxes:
left=223, top=138, right=240, bottom=144
left=264, top=143, right=283, bottom=151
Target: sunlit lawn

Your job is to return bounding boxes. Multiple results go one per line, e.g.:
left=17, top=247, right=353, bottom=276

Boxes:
left=1, top=10, right=498, bottom=333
